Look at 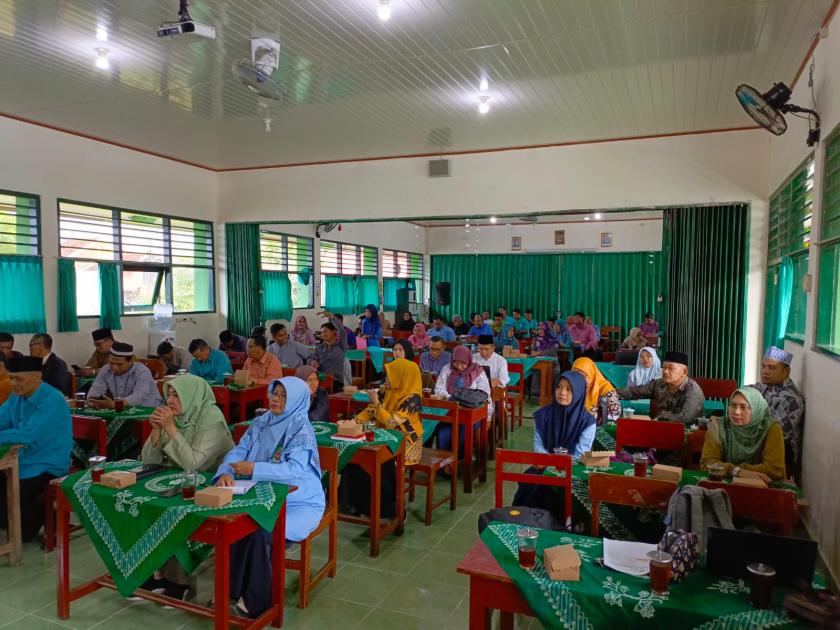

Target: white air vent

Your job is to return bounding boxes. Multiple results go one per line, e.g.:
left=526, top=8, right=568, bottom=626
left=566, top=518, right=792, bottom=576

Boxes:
left=428, top=159, right=451, bottom=178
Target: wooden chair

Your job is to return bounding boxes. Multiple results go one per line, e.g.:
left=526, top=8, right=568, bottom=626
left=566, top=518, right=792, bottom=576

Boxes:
left=600, top=326, right=621, bottom=352
left=225, top=351, right=247, bottom=370
left=684, top=429, right=708, bottom=469
left=286, top=446, right=338, bottom=608
left=69, top=373, right=77, bottom=398
left=212, top=385, right=232, bottom=422
left=644, top=334, right=659, bottom=348
left=489, top=386, right=507, bottom=460
left=138, top=358, right=166, bottom=380
left=407, top=400, right=459, bottom=525
left=281, top=367, right=297, bottom=378
left=495, top=449, right=573, bottom=524
left=350, top=352, right=368, bottom=388
left=328, top=396, right=350, bottom=422
left=589, top=473, right=677, bottom=537
left=392, top=330, right=411, bottom=340
left=697, top=480, right=799, bottom=535
left=601, top=351, right=616, bottom=363
left=319, top=374, right=334, bottom=392
left=232, top=423, right=249, bottom=444
left=443, top=341, right=460, bottom=351
left=694, top=377, right=738, bottom=401
left=506, top=363, right=525, bottom=429
left=614, top=418, right=685, bottom=454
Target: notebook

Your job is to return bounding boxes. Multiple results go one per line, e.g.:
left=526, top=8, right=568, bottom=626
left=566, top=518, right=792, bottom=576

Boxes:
left=232, top=480, right=258, bottom=495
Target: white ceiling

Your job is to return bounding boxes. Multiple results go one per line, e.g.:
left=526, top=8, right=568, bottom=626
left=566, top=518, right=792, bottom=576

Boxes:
left=0, top=0, right=831, bottom=170
left=413, top=209, right=663, bottom=227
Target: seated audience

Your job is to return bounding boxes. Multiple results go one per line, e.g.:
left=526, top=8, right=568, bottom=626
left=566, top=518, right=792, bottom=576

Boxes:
left=0, top=332, right=23, bottom=359
left=451, top=314, right=471, bottom=336
left=499, top=306, right=515, bottom=327
left=250, top=326, right=266, bottom=338
left=397, top=311, right=416, bottom=332
left=572, top=357, right=621, bottom=424
left=511, top=308, right=526, bottom=332
left=359, top=304, right=382, bottom=348
left=474, top=335, right=510, bottom=388
left=310, top=312, right=348, bottom=391
left=551, top=321, right=574, bottom=347
left=380, top=314, right=393, bottom=337
left=156, top=341, right=193, bottom=374
left=292, top=315, right=318, bottom=346
left=495, top=324, right=521, bottom=353
left=295, top=365, right=329, bottom=422
left=84, top=327, right=116, bottom=370
left=188, top=339, right=234, bottom=382
left=585, top=316, right=601, bottom=339
left=640, top=312, right=659, bottom=335
left=244, top=335, right=283, bottom=386
left=467, top=313, right=493, bottom=337
left=0, top=354, right=10, bottom=405
left=700, top=387, right=786, bottom=482
left=218, top=329, right=248, bottom=353
left=521, top=309, right=539, bottom=334
left=391, top=338, right=414, bottom=361
left=482, top=310, right=492, bottom=324
left=748, top=346, right=805, bottom=475
left=616, top=351, right=705, bottom=424
left=434, top=346, right=491, bottom=455
left=627, top=347, right=661, bottom=387
left=533, top=322, right=560, bottom=354
left=430, top=317, right=456, bottom=342
left=0, top=356, right=72, bottom=541
left=408, top=323, right=431, bottom=349
left=267, top=323, right=313, bottom=368
left=333, top=313, right=357, bottom=349
left=419, top=336, right=451, bottom=374
left=29, top=333, right=70, bottom=396
left=139, top=375, right=236, bottom=599
left=569, top=312, right=600, bottom=358
left=214, top=378, right=325, bottom=619
left=622, top=327, right=648, bottom=350
left=88, top=343, right=163, bottom=408
left=490, top=312, right=505, bottom=334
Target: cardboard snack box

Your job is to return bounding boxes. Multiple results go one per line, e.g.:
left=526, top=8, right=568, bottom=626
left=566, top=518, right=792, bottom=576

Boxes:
left=336, top=420, right=363, bottom=437
left=544, top=544, right=581, bottom=581
left=651, top=464, right=683, bottom=483
left=733, top=476, right=768, bottom=488
left=99, top=471, right=136, bottom=489
left=195, top=486, right=233, bottom=508
left=580, top=450, right=615, bottom=467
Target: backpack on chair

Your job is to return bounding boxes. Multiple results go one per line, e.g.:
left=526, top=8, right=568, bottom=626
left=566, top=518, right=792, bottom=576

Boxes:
left=664, top=485, right=734, bottom=553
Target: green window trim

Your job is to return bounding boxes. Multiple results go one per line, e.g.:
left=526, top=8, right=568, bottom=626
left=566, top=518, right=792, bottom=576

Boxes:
left=0, top=190, right=40, bottom=257
left=784, top=253, right=808, bottom=343
left=258, top=231, right=314, bottom=309
left=817, top=126, right=840, bottom=355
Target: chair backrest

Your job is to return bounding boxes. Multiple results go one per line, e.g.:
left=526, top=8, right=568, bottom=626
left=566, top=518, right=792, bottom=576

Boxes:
left=684, top=429, right=707, bottom=469
left=319, top=373, right=334, bottom=391
left=139, top=358, right=166, bottom=380
left=328, top=396, right=348, bottom=422
left=421, top=399, right=459, bottom=464
left=645, top=334, right=659, bottom=347
left=589, top=473, right=677, bottom=537
left=495, top=449, right=573, bottom=523
left=72, top=415, right=107, bottom=456
left=694, top=377, right=738, bottom=401
left=70, top=373, right=78, bottom=398
left=506, top=362, right=524, bottom=394
left=232, top=422, right=248, bottom=444
left=282, top=367, right=297, bottom=378
left=601, top=351, right=616, bottom=363
left=226, top=351, right=247, bottom=369
left=520, top=337, right=532, bottom=352
left=601, top=326, right=621, bottom=338
left=615, top=418, right=685, bottom=453
left=697, top=480, right=799, bottom=535
left=318, top=446, right=339, bottom=513
left=392, top=330, right=411, bottom=340
left=443, top=341, right=460, bottom=350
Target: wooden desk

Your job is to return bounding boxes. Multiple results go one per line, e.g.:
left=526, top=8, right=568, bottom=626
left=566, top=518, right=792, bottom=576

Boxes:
left=54, top=479, right=289, bottom=629
left=213, top=385, right=268, bottom=423
left=531, top=361, right=553, bottom=407
left=0, top=445, right=22, bottom=566
left=423, top=398, right=488, bottom=494
left=327, top=392, right=367, bottom=421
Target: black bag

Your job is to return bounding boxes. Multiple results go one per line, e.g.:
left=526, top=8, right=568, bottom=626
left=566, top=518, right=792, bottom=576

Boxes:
left=477, top=507, right=564, bottom=535
left=450, top=387, right=488, bottom=408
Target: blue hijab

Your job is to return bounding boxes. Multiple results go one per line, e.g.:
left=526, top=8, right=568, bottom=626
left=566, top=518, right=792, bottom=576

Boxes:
left=361, top=303, right=382, bottom=339
left=629, top=347, right=661, bottom=386
left=534, top=371, right=596, bottom=452
left=494, top=323, right=517, bottom=351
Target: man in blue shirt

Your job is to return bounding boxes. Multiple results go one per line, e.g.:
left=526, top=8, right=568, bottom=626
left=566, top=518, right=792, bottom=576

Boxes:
left=467, top=313, right=493, bottom=337
left=430, top=317, right=456, bottom=342
left=0, top=356, right=72, bottom=541
left=499, top=306, right=516, bottom=327
left=522, top=309, right=539, bottom=334
left=87, top=343, right=163, bottom=409
left=218, top=330, right=247, bottom=354
left=419, top=337, right=451, bottom=374
left=189, top=339, right=234, bottom=382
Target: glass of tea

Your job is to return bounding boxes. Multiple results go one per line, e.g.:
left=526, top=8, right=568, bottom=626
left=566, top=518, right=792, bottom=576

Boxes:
left=181, top=470, right=197, bottom=501
left=113, top=398, right=126, bottom=412
left=632, top=452, right=648, bottom=477
left=552, top=447, right=569, bottom=456
left=517, top=528, right=538, bottom=569
left=364, top=422, right=376, bottom=442
left=707, top=462, right=725, bottom=482
left=747, top=563, right=776, bottom=609
left=223, top=373, right=234, bottom=385
left=74, top=392, right=86, bottom=409
left=623, top=407, right=636, bottom=418
left=647, top=550, right=673, bottom=595
left=89, top=456, right=107, bottom=483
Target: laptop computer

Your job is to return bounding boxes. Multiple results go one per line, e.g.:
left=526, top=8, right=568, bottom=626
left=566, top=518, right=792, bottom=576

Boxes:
left=705, top=527, right=818, bottom=587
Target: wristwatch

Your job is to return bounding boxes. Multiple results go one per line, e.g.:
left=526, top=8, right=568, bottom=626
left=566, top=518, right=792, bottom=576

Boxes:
left=732, top=466, right=741, bottom=478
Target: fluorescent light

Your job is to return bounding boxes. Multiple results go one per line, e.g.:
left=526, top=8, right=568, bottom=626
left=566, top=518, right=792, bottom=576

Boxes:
left=377, top=0, right=391, bottom=21
left=479, top=77, right=489, bottom=92
left=94, top=48, right=110, bottom=70
left=489, top=216, right=497, bottom=224
left=96, top=26, right=108, bottom=42
left=478, top=95, right=490, bottom=114
left=584, top=216, right=591, bottom=221
left=594, top=212, right=602, bottom=220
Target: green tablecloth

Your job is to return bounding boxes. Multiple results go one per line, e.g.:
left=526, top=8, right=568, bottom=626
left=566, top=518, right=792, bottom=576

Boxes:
left=0, top=444, right=11, bottom=459
left=506, top=356, right=555, bottom=379
left=367, top=347, right=392, bottom=372
left=596, top=362, right=632, bottom=388
left=71, top=406, right=156, bottom=463
left=420, top=405, right=449, bottom=437
left=481, top=521, right=808, bottom=629
left=311, top=421, right=403, bottom=471
left=624, top=399, right=725, bottom=417
left=345, top=349, right=366, bottom=362
left=76, top=376, right=96, bottom=389
left=61, top=461, right=289, bottom=597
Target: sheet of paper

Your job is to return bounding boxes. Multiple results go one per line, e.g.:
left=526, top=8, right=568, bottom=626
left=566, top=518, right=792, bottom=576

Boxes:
left=232, top=480, right=258, bottom=495
left=603, top=538, right=658, bottom=576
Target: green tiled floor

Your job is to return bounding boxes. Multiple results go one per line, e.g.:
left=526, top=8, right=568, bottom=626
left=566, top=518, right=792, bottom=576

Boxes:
left=0, top=403, right=543, bottom=629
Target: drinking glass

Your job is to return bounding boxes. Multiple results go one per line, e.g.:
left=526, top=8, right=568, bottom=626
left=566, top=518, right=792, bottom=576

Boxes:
left=517, top=528, right=538, bottom=569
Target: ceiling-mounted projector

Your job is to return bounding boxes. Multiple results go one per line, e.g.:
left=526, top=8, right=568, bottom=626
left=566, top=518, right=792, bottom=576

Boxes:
left=157, top=0, right=216, bottom=40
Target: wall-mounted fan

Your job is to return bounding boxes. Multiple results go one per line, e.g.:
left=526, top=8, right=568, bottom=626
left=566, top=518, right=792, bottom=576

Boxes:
left=231, top=38, right=284, bottom=101
left=735, top=82, right=820, bottom=146
left=315, top=223, right=339, bottom=238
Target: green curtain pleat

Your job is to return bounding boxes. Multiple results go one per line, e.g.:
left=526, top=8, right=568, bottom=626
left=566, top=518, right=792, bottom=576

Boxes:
left=0, top=255, right=47, bottom=333
left=261, top=271, right=293, bottom=321
left=225, top=223, right=262, bottom=335
left=663, top=204, right=749, bottom=380
left=763, top=264, right=780, bottom=350
left=429, top=254, right=562, bottom=321
left=324, top=275, right=356, bottom=313
left=98, top=262, right=122, bottom=330
left=354, top=275, right=379, bottom=312
left=776, top=257, right=794, bottom=341
left=383, top=278, right=405, bottom=311
left=56, top=258, right=79, bottom=333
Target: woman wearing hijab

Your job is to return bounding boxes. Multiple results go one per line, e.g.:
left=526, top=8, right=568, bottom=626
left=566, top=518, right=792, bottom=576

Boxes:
left=627, top=347, right=662, bottom=387
left=408, top=323, right=431, bottom=349
left=621, top=327, right=648, bottom=350
left=359, top=304, right=382, bottom=348
left=434, top=346, right=491, bottom=453
left=533, top=322, right=559, bottom=355
left=338, top=358, right=424, bottom=517
left=214, top=377, right=325, bottom=619
left=495, top=323, right=521, bottom=353
left=391, top=338, right=414, bottom=361
left=572, top=357, right=621, bottom=425
left=700, top=387, right=786, bottom=482
left=139, top=375, right=236, bottom=600
left=512, top=371, right=597, bottom=514
left=295, top=365, right=329, bottom=422
left=397, top=311, right=416, bottom=332
left=292, top=315, right=317, bottom=346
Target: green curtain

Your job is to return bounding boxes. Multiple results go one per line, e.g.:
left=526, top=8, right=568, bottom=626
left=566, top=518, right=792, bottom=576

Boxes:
left=664, top=204, right=749, bottom=380
left=98, top=262, right=122, bottom=330
left=558, top=252, right=663, bottom=338
left=783, top=255, right=805, bottom=339
left=261, top=271, right=293, bottom=321
left=56, top=258, right=79, bottom=333
left=225, top=223, right=262, bottom=335
left=324, top=275, right=356, bottom=313
left=0, top=255, right=46, bottom=333
left=776, top=257, right=794, bottom=343
left=430, top=254, right=562, bottom=321
left=383, top=278, right=405, bottom=311
left=354, top=276, right=379, bottom=312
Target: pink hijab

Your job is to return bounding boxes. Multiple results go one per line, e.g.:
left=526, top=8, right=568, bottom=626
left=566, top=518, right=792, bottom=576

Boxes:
left=293, top=316, right=316, bottom=345
left=445, top=345, right=484, bottom=394
left=409, top=323, right=431, bottom=348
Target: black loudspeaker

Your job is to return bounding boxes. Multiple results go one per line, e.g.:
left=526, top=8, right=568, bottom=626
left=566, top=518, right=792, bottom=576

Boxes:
left=435, top=282, right=451, bottom=306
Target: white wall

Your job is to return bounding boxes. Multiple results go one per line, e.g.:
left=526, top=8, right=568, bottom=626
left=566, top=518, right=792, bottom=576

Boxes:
left=0, top=116, right=222, bottom=365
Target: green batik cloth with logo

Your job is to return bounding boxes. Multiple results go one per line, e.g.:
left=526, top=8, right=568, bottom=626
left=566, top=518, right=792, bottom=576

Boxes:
left=310, top=421, right=403, bottom=471
left=480, top=521, right=810, bottom=629
left=61, top=461, right=289, bottom=597
left=71, top=406, right=156, bottom=463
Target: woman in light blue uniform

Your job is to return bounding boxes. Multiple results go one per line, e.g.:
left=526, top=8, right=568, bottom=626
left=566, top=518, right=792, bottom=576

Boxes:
left=214, top=376, right=325, bottom=618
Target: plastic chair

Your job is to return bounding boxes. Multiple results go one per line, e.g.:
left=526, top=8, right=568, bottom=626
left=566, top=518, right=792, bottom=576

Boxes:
left=495, top=449, right=573, bottom=524
left=614, top=418, right=685, bottom=454
left=697, top=480, right=799, bottom=535
left=589, top=473, right=677, bottom=537
left=506, top=363, right=525, bottom=429
left=694, top=377, right=738, bottom=401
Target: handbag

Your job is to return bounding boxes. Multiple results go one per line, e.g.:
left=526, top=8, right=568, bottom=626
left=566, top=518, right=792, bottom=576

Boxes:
left=450, top=387, right=489, bottom=408
left=657, top=529, right=699, bottom=582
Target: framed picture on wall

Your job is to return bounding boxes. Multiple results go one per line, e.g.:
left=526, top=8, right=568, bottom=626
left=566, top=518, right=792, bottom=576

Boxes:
left=511, top=236, right=522, bottom=251
left=554, top=230, right=565, bottom=245
left=600, top=232, right=613, bottom=248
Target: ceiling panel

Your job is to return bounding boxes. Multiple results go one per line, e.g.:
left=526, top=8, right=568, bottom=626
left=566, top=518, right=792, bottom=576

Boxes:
left=0, top=0, right=831, bottom=169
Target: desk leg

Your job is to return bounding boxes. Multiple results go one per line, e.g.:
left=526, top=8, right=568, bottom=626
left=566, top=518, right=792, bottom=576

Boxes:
left=395, top=447, right=405, bottom=536
left=56, top=492, right=71, bottom=620
left=5, top=458, right=22, bottom=565
left=271, top=502, right=287, bottom=628
left=214, top=528, right=230, bottom=630
left=539, top=364, right=552, bottom=408
left=468, top=576, right=491, bottom=630
left=238, top=396, right=248, bottom=424
left=479, top=416, right=488, bottom=484
left=463, top=416, right=474, bottom=494
left=369, top=453, right=382, bottom=557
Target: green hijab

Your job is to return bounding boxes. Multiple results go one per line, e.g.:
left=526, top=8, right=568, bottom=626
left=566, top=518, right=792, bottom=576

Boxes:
left=713, top=386, right=775, bottom=465
left=161, top=375, right=229, bottom=445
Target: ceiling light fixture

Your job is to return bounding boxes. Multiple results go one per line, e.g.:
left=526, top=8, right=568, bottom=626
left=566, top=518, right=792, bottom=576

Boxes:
left=594, top=212, right=602, bottom=220
left=377, top=0, right=391, bottom=21
left=489, top=216, right=497, bottom=224
left=584, top=216, right=591, bottom=222
left=96, top=26, right=108, bottom=42
left=479, top=77, right=489, bottom=92
left=94, top=47, right=110, bottom=70
left=478, top=95, right=490, bottom=115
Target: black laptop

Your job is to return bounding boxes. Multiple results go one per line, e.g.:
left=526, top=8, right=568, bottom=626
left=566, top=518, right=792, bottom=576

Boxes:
left=705, top=527, right=818, bottom=587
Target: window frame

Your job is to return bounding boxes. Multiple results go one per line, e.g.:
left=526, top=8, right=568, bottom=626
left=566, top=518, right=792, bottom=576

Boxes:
left=816, top=124, right=840, bottom=358
left=259, top=230, right=315, bottom=309
left=0, top=189, right=41, bottom=257
left=319, top=239, right=378, bottom=308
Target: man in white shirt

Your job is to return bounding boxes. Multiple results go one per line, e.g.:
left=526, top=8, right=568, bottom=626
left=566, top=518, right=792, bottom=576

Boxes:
left=472, top=334, right=509, bottom=388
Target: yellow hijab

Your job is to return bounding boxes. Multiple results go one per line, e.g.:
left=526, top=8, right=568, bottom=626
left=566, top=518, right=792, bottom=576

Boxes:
left=383, top=358, right=423, bottom=415
left=572, top=357, right=616, bottom=411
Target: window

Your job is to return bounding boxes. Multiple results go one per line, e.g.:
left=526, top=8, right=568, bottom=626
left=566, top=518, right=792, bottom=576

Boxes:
left=785, top=253, right=808, bottom=340
left=817, top=127, right=840, bottom=355
left=319, top=240, right=377, bottom=306
left=382, top=248, right=424, bottom=309
left=58, top=200, right=215, bottom=315
left=0, top=190, right=40, bottom=256
left=259, top=231, right=314, bottom=309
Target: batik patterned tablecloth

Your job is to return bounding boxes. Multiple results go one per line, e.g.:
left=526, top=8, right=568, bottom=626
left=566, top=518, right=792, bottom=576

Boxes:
left=481, top=521, right=809, bottom=630
left=310, top=422, right=403, bottom=471
left=61, top=461, right=289, bottom=597
left=71, top=406, right=156, bottom=463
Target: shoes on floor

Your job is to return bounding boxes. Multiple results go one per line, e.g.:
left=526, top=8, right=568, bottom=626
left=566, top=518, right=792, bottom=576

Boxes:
left=161, top=583, right=190, bottom=609
left=127, top=575, right=168, bottom=601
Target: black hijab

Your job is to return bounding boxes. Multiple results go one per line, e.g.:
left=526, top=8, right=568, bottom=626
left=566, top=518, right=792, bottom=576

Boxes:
left=534, top=371, right=596, bottom=452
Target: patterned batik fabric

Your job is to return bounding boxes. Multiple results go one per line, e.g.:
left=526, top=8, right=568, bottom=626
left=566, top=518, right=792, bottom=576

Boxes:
left=750, top=379, right=805, bottom=466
